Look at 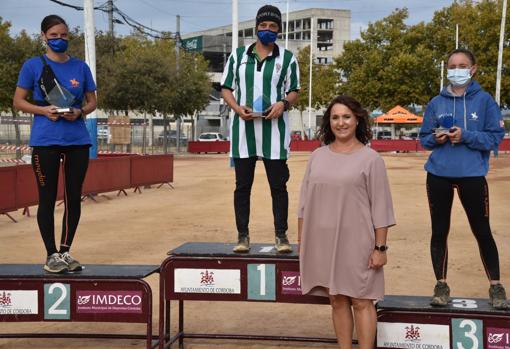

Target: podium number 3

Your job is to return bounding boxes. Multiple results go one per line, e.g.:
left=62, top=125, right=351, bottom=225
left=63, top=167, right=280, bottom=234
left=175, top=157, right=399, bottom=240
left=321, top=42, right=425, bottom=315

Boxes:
left=452, top=318, right=482, bottom=349
left=452, top=299, right=478, bottom=309
left=456, top=320, right=478, bottom=349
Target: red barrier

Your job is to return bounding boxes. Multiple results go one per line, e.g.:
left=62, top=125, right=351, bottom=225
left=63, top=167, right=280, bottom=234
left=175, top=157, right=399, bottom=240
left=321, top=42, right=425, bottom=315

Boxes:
left=82, top=157, right=131, bottom=195
left=370, top=140, right=420, bottom=152
left=499, top=139, right=510, bottom=151
left=0, top=167, right=17, bottom=214
left=131, top=155, right=174, bottom=187
left=187, top=141, right=229, bottom=154
left=15, top=165, right=39, bottom=208
left=290, top=140, right=321, bottom=152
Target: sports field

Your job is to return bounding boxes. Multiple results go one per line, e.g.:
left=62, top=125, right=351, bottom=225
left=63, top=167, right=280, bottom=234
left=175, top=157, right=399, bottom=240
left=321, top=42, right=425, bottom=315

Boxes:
left=1, top=151, right=509, bottom=348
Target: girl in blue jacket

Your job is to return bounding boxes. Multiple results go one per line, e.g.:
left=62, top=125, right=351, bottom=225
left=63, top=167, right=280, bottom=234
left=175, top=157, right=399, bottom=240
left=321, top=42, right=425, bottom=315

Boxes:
left=419, top=48, right=507, bottom=309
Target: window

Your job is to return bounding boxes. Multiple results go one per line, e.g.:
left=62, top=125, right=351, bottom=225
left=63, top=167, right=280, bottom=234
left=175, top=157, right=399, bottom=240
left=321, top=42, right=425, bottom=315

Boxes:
left=303, top=18, right=311, bottom=30
left=244, top=28, right=253, bottom=38
left=318, top=19, right=333, bottom=30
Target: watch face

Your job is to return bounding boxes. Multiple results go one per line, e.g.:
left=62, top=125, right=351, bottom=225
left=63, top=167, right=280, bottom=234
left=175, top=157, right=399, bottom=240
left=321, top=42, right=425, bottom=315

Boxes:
left=376, top=245, right=388, bottom=251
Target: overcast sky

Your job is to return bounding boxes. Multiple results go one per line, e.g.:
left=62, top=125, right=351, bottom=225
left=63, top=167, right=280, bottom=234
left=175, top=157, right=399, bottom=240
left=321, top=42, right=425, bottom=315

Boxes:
left=2, top=0, right=455, bottom=39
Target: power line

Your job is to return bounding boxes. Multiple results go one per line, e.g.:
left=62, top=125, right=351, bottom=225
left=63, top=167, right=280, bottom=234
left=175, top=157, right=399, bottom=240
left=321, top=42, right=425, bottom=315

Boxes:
left=48, top=0, right=109, bottom=12
left=48, top=0, right=177, bottom=40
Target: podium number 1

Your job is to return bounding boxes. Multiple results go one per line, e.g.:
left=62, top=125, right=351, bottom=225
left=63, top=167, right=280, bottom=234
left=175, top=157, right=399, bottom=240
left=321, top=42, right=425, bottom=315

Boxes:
left=257, top=264, right=266, bottom=296
left=247, top=264, right=275, bottom=300
left=452, top=318, right=482, bottom=349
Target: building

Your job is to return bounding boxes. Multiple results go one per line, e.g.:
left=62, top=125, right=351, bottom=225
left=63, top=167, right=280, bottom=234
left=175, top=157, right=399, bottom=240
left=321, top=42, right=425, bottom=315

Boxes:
left=180, top=8, right=351, bottom=139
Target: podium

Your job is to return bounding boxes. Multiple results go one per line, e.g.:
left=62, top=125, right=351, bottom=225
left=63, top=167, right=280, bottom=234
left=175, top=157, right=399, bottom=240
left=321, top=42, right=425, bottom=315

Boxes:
left=377, top=295, right=510, bottom=349
left=0, top=264, right=159, bottom=349
left=159, top=242, right=335, bottom=349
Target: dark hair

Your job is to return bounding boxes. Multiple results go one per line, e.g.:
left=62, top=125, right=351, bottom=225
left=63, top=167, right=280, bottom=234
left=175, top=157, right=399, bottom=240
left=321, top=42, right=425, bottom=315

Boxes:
left=316, top=95, right=372, bottom=145
left=447, top=48, right=476, bottom=65
left=41, top=15, right=68, bottom=33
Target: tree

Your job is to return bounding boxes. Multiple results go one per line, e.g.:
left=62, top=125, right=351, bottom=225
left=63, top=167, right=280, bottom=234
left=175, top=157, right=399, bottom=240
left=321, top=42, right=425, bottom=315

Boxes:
left=334, top=1, right=510, bottom=110
left=424, top=0, right=510, bottom=107
left=334, top=9, right=437, bottom=111
left=0, top=18, right=40, bottom=158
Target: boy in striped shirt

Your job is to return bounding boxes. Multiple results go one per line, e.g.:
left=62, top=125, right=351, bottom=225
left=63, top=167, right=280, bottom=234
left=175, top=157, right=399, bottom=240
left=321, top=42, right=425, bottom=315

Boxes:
left=221, top=5, right=300, bottom=253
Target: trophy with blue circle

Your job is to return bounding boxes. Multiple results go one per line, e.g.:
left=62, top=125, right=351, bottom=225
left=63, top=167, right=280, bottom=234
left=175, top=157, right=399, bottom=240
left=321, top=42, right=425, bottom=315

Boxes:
left=435, top=113, right=454, bottom=135
left=251, top=87, right=271, bottom=117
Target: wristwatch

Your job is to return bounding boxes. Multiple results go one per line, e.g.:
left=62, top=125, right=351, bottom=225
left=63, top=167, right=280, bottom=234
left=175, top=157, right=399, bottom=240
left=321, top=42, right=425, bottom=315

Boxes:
left=374, top=245, right=389, bottom=252
left=281, top=99, right=290, bottom=111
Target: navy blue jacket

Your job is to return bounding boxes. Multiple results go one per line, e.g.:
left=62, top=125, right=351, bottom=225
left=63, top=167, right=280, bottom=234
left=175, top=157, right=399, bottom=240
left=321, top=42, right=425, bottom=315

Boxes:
left=419, top=81, right=504, bottom=177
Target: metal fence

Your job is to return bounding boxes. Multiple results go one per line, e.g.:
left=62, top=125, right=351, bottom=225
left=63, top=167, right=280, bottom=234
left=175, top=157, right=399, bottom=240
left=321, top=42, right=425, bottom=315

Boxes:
left=0, top=115, right=192, bottom=164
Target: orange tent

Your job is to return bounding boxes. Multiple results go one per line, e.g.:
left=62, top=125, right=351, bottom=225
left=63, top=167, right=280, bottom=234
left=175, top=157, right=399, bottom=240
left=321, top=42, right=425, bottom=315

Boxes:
left=374, top=105, right=423, bottom=124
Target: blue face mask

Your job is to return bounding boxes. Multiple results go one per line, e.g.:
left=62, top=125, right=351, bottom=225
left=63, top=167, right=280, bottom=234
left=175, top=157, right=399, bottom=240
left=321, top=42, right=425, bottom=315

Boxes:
left=447, top=68, right=472, bottom=87
left=257, top=30, right=278, bottom=45
left=47, top=38, right=69, bottom=53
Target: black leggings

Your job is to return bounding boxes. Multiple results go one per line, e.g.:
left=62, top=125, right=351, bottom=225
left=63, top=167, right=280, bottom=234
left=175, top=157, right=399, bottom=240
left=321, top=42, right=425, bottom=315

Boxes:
left=426, top=172, right=500, bottom=281
left=32, top=146, right=89, bottom=256
left=233, top=157, right=289, bottom=237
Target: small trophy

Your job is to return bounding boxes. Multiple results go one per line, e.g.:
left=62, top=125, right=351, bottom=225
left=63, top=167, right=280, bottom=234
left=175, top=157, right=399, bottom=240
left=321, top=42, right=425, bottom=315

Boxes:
left=41, top=79, right=75, bottom=110
left=251, top=87, right=271, bottom=117
left=435, top=114, right=455, bottom=135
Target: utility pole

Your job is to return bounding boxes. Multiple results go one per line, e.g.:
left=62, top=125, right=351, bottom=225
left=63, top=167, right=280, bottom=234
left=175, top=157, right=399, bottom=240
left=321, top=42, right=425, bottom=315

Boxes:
left=440, top=60, right=444, bottom=92
left=455, top=24, right=459, bottom=49
left=84, top=0, right=98, bottom=158
left=496, top=0, right=507, bottom=105
left=176, top=15, right=181, bottom=153
left=232, top=0, right=238, bottom=52
left=285, top=0, right=289, bottom=49
left=108, top=0, right=113, bottom=35
left=308, top=17, right=314, bottom=140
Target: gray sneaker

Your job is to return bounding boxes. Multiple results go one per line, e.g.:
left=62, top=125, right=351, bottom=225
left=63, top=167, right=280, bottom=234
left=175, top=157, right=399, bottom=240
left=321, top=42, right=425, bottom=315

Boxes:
left=489, top=284, right=510, bottom=310
left=275, top=235, right=292, bottom=253
left=60, top=252, right=83, bottom=272
left=44, top=253, right=69, bottom=274
left=430, top=281, right=450, bottom=306
left=233, top=236, right=250, bottom=253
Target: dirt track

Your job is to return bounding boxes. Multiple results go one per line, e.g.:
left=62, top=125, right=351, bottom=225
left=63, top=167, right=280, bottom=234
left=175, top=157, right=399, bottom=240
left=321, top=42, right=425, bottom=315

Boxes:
left=1, top=151, right=509, bottom=349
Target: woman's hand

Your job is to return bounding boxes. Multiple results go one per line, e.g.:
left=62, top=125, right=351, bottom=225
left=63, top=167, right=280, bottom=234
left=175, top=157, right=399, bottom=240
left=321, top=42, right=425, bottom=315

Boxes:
left=61, top=107, right=82, bottom=121
left=447, top=127, right=462, bottom=144
left=368, top=250, right=387, bottom=269
left=41, top=105, right=59, bottom=121
left=434, top=133, right=448, bottom=144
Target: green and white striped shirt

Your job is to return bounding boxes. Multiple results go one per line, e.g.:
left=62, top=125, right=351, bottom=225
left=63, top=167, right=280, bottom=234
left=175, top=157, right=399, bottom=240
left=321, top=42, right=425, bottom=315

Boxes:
left=221, top=43, right=300, bottom=159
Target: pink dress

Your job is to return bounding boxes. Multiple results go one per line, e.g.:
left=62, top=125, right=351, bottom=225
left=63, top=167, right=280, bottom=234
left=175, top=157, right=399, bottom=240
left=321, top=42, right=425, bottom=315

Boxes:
left=298, top=145, right=396, bottom=300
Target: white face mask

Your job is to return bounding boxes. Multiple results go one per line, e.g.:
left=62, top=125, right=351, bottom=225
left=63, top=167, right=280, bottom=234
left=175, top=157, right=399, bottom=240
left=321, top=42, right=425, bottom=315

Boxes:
left=447, top=68, right=472, bottom=87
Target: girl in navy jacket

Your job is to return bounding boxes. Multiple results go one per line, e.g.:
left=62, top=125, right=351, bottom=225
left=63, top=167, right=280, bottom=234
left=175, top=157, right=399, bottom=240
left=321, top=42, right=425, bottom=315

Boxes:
left=419, top=48, right=507, bottom=309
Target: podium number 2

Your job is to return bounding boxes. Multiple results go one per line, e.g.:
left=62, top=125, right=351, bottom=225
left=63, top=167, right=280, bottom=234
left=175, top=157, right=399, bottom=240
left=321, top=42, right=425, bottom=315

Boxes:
left=452, top=318, right=482, bottom=349
left=44, top=283, right=70, bottom=320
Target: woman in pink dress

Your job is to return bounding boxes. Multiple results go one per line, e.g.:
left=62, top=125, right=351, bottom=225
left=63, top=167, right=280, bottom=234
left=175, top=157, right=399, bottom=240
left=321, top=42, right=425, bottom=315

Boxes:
left=298, top=95, right=395, bottom=349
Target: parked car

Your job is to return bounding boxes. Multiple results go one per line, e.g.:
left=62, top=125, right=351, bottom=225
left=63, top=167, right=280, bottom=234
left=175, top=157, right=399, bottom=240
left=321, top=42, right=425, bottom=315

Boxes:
left=290, top=130, right=308, bottom=141
left=97, top=126, right=110, bottom=140
left=157, top=130, right=188, bottom=145
left=198, top=132, right=226, bottom=142
left=376, top=131, right=392, bottom=140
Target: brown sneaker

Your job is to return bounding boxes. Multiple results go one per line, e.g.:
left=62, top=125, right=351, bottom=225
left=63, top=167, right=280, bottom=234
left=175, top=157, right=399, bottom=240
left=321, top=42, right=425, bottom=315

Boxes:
left=489, top=284, right=510, bottom=310
left=430, top=281, right=450, bottom=306
left=275, top=235, right=292, bottom=253
left=233, top=236, right=250, bottom=253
